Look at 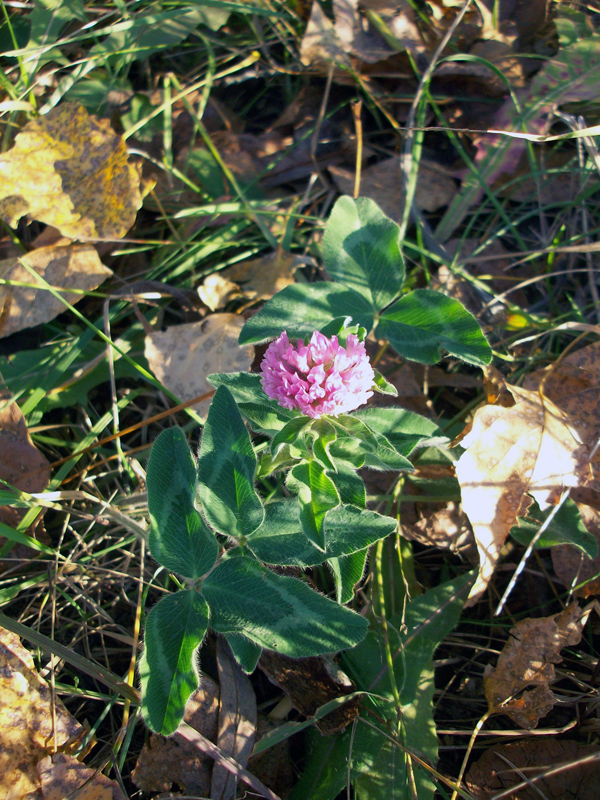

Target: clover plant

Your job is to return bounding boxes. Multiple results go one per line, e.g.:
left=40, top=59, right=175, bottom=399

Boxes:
left=139, top=195, right=492, bottom=736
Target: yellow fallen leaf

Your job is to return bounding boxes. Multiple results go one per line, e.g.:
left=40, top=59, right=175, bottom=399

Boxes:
left=144, top=314, right=254, bottom=417
left=0, top=243, right=112, bottom=338
left=455, top=384, right=590, bottom=604
left=39, top=753, right=127, bottom=800
left=0, top=628, right=85, bottom=800
left=484, top=604, right=585, bottom=729
left=0, top=103, right=142, bottom=240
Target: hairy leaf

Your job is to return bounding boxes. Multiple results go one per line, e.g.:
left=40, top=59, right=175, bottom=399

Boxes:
left=203, top=553, right=368, bottom=656
left=139, top=591, right=209, bottom=735
left=146, top=428, right=218, bottom=579
left=198, top=386, right=264, bottom=538
left=321, top=195, right=404, bottom=312
left=376, top=289, right=492, bottom=366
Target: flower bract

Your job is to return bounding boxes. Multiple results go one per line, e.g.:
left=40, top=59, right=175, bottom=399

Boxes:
left=260, top=330, right=374, bottom=418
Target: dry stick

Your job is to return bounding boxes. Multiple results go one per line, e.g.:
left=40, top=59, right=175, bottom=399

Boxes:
left=47, top=389, right=215, bottom=473
left=351, top=98, right=363, bottom=199
left=310, top=62, right=335, bottom=190
left=175, top=721, right=282, bottom=800
left=398, top=0, right=474, bottom=246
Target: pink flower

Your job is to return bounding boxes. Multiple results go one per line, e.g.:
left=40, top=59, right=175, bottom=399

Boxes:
left=260, top=331, right=375, bottom=418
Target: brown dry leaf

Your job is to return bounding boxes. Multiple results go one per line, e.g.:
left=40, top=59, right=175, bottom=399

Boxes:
left=329, top=157, right=456, bottom=221
left=334, top=0, right=426, bottom=63
left=0, top=628, right=85, bottom=800
left=144, top=314, right=254, bottom=416
left=0, top=103, right=142, bottom=240
left=0, top=244, right=112, bottom=338
left=0, top=389, right=50, bottom=536
left=299, top=1, right=350, bottom=70
left=221, top=251, right=297, bottom=303
left=259, top=651, right=359, bottom=735
left=484, top=603, right=585, bottom=729
left=132, top=676, right=219, bottom=794
left=455, top=384, right=590, bottom=604
left=401, top=502, right=477, bottom=560
left=465, top=738, right=600, bottom=800
left=211, top=638, right=257, bottom=800
left=38, top=753, right=127, bottom=800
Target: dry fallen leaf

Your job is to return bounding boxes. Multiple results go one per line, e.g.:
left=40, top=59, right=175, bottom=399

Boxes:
left=0, top=244, right=113, bottom=338
left=484, top=603, right=585, bottom=729
left=329, top=157, right=456, bottom=221
left=300, top=1, right=350, bottom=70
left=259, top=651, right=359, bottom=735
left=0, top=103, right=142, bottom=240
left=401, top=503, right=476, bottom=560
left=198, top=273, right=241, bottom=311
left=455, top=384, right=590, bottom=603
left=0, top=628, right=85, bottom=800
left=132, top=676, right=219, bottom=794
left=38, top=753, right=127, bottom=800
left=211, top=638, right=257, bottom=800
left=144, top=314, right=254, bottom=416
left=524, top=341, right=600, bottom=489
left=222, top=251, right=297, bottom=302
left=466, top=738, right=600, bottom=800
left=0, top=388, right=49, bottom=537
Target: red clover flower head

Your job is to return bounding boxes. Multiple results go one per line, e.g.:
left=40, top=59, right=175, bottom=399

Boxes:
left=260, top=330, right=374, bottom=419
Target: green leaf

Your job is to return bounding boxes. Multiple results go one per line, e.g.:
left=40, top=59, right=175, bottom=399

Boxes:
left=376, top=289, right=492, bottom=366
left=224, top=633, right=262, bottom=674
left=309, top=418, right=337, bottom=471
left=322, top=196, right=405, bottom=312
left=510, top=498, right=598, bottom=558
left=246, top=501, right=396, bottom=567
left=340, top=571, right=475, bottom=800
left=327, top=460, right=366, bottom=508
left=139, top=590, right=209, bottom=735
left=372, top=369, right=398, bottom=397
left=147, top=428, right=218, bottom=578
left=288, top=460, right=340, bottom=551
left=208, top=372, right=298, bottom=434
left=363, top=430, right=414, bottom=472
left=203, top=553, right=368, bottom=656
left=328, top=549, right=369, bottom=603
left=271, top=415, right=312, bottom=454
left=198, top=386, right=264, bottom=538
left=238, top=283, right=375, bottom=345
left=355, top=408, right=445, bottom=457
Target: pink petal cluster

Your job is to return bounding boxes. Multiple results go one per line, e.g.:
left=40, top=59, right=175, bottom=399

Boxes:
left=260, top=330, right=374, bottom=419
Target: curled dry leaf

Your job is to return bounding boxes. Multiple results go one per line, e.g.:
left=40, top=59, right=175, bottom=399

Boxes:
left=0, top=103, right=142, bottom=240
left=455, top=383, right=590, bottom=604
left=132, top=676, right=219, bottom=794
left=299, top=1, right=350, bottom=70
left=38, top=753, right=127, bottom=800
left=0, top=628, right=85, bottom=800
left=466, top=738, right=600, bottom=800
left=0, top=388, right=49, bottom=538
left=144, top=314, right=254, bottom=416
left=0, top=244, right=113, bottom=338
left=484, top=603, right=586, bottom=729
left=401, top=502, right=477, bottom=561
